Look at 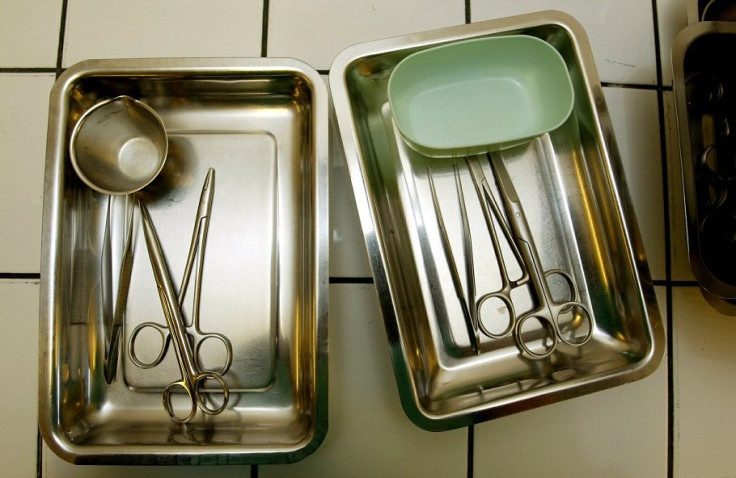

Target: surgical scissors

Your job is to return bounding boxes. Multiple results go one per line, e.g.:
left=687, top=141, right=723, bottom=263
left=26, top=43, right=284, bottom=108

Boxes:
left=129, top=168, right=233, bottom=375
left=139, top=198, right=229, bottom=423
left=430, top=154, right=593, bottom=359
left=486, top=153, right=593, bottom=359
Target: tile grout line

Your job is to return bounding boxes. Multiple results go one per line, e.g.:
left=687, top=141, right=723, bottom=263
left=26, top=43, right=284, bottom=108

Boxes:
left=648, top=0, right=675, bottom=476
left=669, top=281, right=699, bottom=287
left=0, top=273, right=41, bottom=279
left=601, top=81, right=673, bottom=91
left=0, top=68, right=56, bottom=74
left=666, top=270, right=675, bottom=478
left=260, top=0, right=270, bottom=58
left=36, top=429, right=42, bottom=478
left=55, top=0, right=69, bottom=77
left=467, top=425, right=474, bottom=478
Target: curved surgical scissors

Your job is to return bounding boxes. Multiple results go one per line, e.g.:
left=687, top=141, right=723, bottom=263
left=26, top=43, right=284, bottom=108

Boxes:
left=139, top=198, right=229, bottom=423
left=129, top=168, right=233, bottom=376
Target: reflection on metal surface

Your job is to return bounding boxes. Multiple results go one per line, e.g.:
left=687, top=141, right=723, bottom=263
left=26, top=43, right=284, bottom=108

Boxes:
left=39, top=58, right=328, bottom=464
left=330, top=11, right=663, bottom=430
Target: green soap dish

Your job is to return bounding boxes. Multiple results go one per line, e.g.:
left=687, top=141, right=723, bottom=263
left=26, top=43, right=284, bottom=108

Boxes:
left=387, top=35, right=575, bottom=157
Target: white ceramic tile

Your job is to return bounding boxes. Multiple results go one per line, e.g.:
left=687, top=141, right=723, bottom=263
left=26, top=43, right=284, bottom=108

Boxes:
left=673, top=286, right=736, bottom=477
left=268, top=0, right=465, bottom=71
left=657, top=0, right=690, bottom=86
left=604, top=87, right=666, bottom=280
left=42, top=444, right=250, bottom=477
left=0, top=0, right=63, bottom=67
left=0, top=74, right=55, bottom=273
left=664, top=91, right=696, bottom=282
left=325, top=77, right=372, bottom=279
left=261, top=283, right=468, bottom=478
left=474, top=287, right=668, bottom=477
left=472, top=0, right=657, bottom=85
left=62, top=0, right=262, bottom=68
left=0, top=280, right=39, bottom=477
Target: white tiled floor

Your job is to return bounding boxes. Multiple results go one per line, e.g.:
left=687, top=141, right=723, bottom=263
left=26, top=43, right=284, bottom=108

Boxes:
left=3, top=1, right=736, bottom=477
left=472, top=0, right=658, bottom=85
left=268, top=0, right=465, bottom=70
left=0, top=1, right=63, bottom=67
left=673, top=288, right=736, bottom=477
left=62, top=0, right=263, bottom=67
left=0, top=281, right=39, bottom=478
left=0, top=74, right=55, bottom=273
left=475, top=286, right=668, bottom=477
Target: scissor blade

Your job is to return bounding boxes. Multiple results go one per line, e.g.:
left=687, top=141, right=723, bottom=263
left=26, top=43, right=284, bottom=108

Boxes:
left=466, top=156, right=527, bottom=281
left=489, top=153, right=521, bottom=205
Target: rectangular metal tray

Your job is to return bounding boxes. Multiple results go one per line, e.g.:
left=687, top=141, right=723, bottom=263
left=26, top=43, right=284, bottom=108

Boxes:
left=39, top=58, right=328, bottom=464
left=672, top=21, right=736, bottom=313
left=330, top=11, right=664, bottom=431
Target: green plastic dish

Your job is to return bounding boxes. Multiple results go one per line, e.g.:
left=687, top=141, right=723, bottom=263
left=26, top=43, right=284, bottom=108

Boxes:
left=387, top=35, right=575, bottom=157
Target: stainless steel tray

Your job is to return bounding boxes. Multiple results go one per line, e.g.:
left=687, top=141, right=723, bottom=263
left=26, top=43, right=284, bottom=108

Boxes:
left=39, top=58, right=328, bottom=464
left=673, top=21, right=736, bottom=313
left=330, top=11, right=664, bottom=431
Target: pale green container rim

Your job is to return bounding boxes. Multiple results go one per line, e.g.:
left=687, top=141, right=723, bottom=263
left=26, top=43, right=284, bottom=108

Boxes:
left=387, top=34, right=575, bottom=157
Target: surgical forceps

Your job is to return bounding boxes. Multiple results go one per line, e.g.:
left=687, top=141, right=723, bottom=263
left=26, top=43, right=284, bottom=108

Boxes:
left=129, top=168, right=233, bottom=375
left=139, top=196, right=229, bottom=424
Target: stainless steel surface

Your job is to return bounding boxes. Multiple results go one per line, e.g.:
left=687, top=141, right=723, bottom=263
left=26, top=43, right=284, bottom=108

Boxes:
left=69, top=95, right=168, bottom=195
left=672, top=21, right=736, bottom=310
left=39, top=58, right=328, bottom=464
left=128, top=168, right=233, bottom=376
left=330, top=11, right=663, bottom=430
left=139, top=199, right=229, bottom=424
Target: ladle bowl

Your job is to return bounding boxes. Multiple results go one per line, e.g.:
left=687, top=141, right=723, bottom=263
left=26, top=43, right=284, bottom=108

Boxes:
left=70, top=95, right=168, bottom=195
